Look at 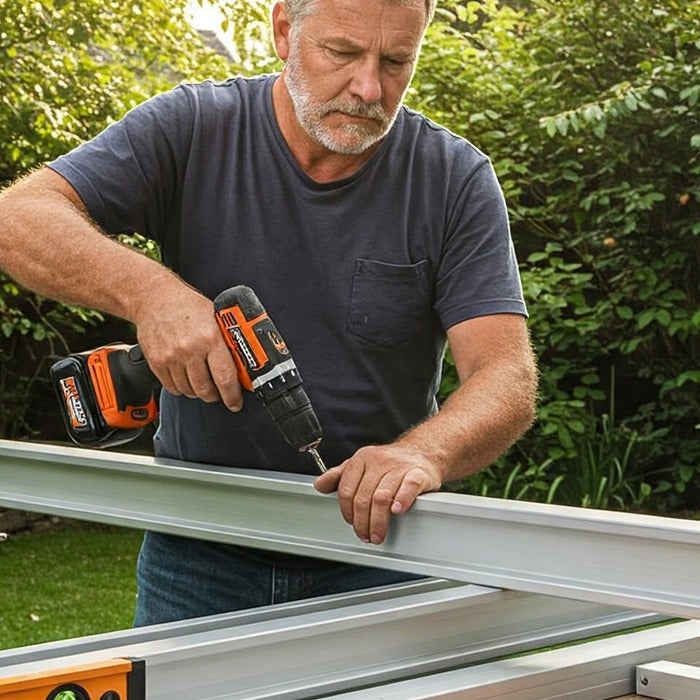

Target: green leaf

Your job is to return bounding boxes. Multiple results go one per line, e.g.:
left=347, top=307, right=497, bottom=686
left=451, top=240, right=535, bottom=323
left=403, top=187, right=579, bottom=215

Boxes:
left=555, top=115, right=569, bottom=136
left=624, top=93, right=638, bottom=111
left=680, top=85, right=700, bottom=106
left=679, top=466, right=695, bottom=483
left=616, top=306, right=634, bottom=320
left=557, top=425, right=574, bottom=450
left=592, top=121, right=607, bottom=139
left=637, top=309, right=656, bottom=329
left=620, top=337, right=643, bottom=353
left=672, top=370, right=700, bottom=388
left=655, top=309, right=671, bottom=326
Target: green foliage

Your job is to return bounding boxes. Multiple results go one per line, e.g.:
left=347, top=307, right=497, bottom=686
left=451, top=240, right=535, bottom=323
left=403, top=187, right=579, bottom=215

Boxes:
left=0, top=274, right=104, bottom=438
left=450, top=375, right=667, bottom=511
left=54, top=692, right=78, bottom=700
left=0, top=0, right=235, bottom=180
left=210, top=0, right=281, bottom=74
left=416, top=0, right=700, bottom=511
left=116, top=232, right=162, bottom=261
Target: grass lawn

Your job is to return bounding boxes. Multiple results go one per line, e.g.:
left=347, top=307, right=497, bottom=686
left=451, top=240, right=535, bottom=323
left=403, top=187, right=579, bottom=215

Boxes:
left=0, top=521, right=143, bottom=650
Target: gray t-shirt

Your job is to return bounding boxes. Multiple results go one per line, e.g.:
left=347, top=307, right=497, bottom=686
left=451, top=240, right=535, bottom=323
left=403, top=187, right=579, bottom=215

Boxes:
left=50, top=74, right=527, bottom=473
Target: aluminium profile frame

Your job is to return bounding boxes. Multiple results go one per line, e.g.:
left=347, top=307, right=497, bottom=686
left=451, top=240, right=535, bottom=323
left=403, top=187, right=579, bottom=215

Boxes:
left=0, top=582, right=671, bottom=700
left=1, top=439, right=700, bottom=617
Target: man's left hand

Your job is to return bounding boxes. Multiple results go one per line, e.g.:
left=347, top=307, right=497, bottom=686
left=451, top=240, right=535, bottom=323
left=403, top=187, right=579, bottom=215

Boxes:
left=314, top=444, right=442, bottom=545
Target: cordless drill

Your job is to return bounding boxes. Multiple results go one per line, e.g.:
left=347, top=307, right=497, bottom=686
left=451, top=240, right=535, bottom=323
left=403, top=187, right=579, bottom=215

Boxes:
left=50, top=285, right=327, bottom=472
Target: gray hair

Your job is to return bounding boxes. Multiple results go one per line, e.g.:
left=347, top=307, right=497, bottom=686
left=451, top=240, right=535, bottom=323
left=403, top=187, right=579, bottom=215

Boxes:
left=284, top=0, right=437, bottom=27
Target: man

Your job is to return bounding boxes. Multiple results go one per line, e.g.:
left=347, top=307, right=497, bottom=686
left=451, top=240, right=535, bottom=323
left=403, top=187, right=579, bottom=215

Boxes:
left=0, top=0, right=538, bottom=624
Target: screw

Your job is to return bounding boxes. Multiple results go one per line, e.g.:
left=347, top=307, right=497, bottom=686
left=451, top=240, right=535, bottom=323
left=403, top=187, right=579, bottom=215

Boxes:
left=640, top=676, right=649, bottom=686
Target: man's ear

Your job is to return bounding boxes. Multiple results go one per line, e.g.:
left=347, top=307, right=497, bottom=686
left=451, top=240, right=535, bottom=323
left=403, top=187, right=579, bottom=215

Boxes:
left=272, top=2, right=291, bottom=61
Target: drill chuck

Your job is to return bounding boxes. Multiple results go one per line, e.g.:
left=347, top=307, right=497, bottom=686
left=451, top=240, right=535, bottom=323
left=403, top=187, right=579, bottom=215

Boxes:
left=263, top=384, right=322, bottom=452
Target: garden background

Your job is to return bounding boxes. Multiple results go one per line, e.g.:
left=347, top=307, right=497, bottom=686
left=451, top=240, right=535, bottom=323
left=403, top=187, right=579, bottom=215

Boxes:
left=0, top=0, right=698, bottom=646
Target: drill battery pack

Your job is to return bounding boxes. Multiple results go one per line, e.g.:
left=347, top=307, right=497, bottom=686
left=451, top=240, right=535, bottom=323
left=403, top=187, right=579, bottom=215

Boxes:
left=50, top=345, right=158, bottom=448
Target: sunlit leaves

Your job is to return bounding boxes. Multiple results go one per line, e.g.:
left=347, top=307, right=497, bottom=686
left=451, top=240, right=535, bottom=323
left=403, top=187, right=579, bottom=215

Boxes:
left=0, top=0, right=237, bottom=181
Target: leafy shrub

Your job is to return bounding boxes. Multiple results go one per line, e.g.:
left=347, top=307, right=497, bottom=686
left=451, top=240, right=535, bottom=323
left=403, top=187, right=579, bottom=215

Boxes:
left=416, top=0, right=700, bottom=511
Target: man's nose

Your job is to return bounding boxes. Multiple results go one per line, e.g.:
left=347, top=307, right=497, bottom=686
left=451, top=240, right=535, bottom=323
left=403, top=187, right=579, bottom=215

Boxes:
left=349, top=57, right=383, bottom=104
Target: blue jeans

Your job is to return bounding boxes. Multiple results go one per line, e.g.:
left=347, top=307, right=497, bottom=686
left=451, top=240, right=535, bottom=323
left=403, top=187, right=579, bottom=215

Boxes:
left=134, top=531, right=422, bottom=626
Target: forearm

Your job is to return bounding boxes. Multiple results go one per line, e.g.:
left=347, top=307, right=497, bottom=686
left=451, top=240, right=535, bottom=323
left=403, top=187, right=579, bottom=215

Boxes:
left=396, top=352, right=538, bottom=484
left=0, top=168, right=178, bottom=323
left=314, top=313, right=538, bottom=545
left=0, top=168, right=244, bottom=409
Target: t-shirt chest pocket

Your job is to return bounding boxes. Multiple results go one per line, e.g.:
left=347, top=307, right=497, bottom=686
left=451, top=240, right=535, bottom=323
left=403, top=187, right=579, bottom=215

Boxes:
left=347, top=258, right=432, bottom=348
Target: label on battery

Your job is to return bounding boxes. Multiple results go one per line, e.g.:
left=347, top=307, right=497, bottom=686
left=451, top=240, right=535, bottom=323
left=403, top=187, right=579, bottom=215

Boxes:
left=59, top=376, right=88, bottom=429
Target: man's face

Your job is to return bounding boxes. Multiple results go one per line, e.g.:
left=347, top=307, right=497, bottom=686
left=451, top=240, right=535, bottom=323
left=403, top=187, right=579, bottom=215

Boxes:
left=282, top=0, right=426, bottom=155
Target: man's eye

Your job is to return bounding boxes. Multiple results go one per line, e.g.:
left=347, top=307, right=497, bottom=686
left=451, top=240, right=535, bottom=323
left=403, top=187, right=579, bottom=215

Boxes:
left=328, top=48, right=355, bottom=59
left=383, top=57, right=410, bottom=69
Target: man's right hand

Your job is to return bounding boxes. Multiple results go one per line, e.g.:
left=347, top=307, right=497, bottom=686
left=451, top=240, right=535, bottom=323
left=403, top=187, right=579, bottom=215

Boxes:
left=132, top=281, right=244, bottom=411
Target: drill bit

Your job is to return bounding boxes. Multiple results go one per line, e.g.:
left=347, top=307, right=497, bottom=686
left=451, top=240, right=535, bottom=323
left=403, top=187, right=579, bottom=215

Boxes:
left=307, top=446, right=328, bottom=473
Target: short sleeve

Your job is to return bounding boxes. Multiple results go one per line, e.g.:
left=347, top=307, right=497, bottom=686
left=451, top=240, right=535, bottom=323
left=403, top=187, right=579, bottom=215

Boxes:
left=48, top=86, right=195, bottom=241
left=434, top=158, right=527, bottom=329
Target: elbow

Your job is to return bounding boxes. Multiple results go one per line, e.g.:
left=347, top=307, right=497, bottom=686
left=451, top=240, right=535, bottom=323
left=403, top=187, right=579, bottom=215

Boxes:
left=517, top=355, right=539, bottom=436
left=522, top=356, right=540, bottom=433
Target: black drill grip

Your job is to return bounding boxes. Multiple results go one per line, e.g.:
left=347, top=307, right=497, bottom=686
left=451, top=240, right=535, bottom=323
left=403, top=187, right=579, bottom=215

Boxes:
left=107, top=345, right=159, bottom=413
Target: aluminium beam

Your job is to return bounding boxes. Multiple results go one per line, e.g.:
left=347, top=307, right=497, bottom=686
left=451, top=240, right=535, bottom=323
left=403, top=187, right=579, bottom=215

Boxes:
left=330, top=620, right=700, bottom=700
left=0, top=579, right=452, bottom=666
left=1, top=439, right=700, bottom=617
left=636, top=660, right=700, bottom=700
left=0, top=582, right=669, bottom=700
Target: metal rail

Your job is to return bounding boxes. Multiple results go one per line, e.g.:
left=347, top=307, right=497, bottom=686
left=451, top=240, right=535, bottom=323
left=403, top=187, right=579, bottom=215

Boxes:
left=636, top=660, right=700, bottom=699
left=1, top=439, right=700, bottom=617
left=0, top=581, right=668, bottom=700
left=331, top=620, right=700, bottom=699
